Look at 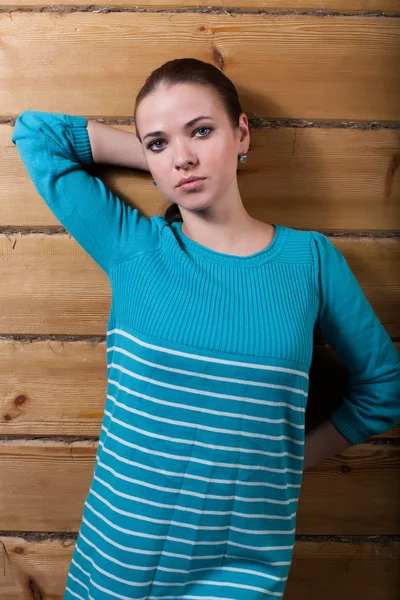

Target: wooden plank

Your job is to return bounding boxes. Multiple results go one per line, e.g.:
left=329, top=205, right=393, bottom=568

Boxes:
left=0, top=440, right=399, bottom=534
left=1, top=534, right=399, bottom=600
left=0, top=339, right=108, bottom=436
left=286, top=539, right=400, bottom=599
left=1, top=0, right=399, bottom=14
left=0, top=440, right=95, bottom=532
left=0, top=535, right=73, bottom=600
left=297, top=443, right=400, bottom=534
left=0, top=234, right=110, bottom=334
left=1, top=340, right=399, bottom=437
left=1, top=13, right=400, bottom=121
left=3, top=124, right=400, bottom=231
left=0, top=234, right=398, bottom=335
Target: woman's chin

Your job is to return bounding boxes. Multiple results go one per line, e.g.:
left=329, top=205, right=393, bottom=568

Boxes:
left=180, top=198, right=215, bottom=213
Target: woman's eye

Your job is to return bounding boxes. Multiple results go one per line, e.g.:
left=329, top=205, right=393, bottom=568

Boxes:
left=196, top=127, right=211, bottom=136
left=148, top=140, right=164, bottom=151
left=147, top=127, right=212, bottom=152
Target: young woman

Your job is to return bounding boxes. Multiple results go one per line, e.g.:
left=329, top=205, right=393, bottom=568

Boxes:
left=12, top=57, right=400, bottom=600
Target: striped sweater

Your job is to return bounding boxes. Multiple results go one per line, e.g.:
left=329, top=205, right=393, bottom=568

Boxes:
left=11, top=110, right=400, bottom=600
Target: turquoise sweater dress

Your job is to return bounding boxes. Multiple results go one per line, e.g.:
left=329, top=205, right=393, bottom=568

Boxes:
left=11, top=111, right=400, bottom=600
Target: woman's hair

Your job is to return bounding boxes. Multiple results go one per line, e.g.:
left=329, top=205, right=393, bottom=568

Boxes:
left=133, top=57, right=244, bottom=224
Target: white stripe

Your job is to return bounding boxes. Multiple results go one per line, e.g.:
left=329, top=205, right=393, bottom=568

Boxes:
left=102, top=411, right=304, bottom=461
left=151, top=597, right=238, bottom=600
left=75, top=535, right=287, bottom=583
left=66, top=573, right=90, bottom=595
left=85, top=501, right=295, bottom=554
left=150, top=597, right=237, bottom=600
left=67, top=572, right=239, bottom=600
left=149, top=597, right=237, bottom=600
left=170, top=579, right=284, bottom=596
left=225, top=553, right=291, bottom=567
left=90, top=486, right=296, bottom=535
left=70, top=560, right=133, bottom=600
left=101, top=425, right=304, bottom=475
left=107, top=342, right=307, bottom=390
left=74, top=543, right=154, bottom=586
left=82, top=512, right=292, bottom=565
left=75, top=541, right=287, bottom=593
left=106, top=393, right=304, bottom=446
left=228, top=540, right=293, bottom=551
left=107, top=327, right=309, bottom=379
left=108, top=363, right=307, bottom=408
left=94, top=472, right=297, bottom=520
left=78, top=529, right=291, bottom=576
left=155, top=578, right=285, bottom=596
left=72, top=544, right=285, bottom=597
left=100, top=443, right=301, bottom=490
left=82, top=513, right=225, bottom=559
left=95, top=456, right=299, bottom=504
left=77, top=532, right=160, bottom=570
left=108, top=365, right=306, bottom=422
left=64, top=586, right=86, bottom=600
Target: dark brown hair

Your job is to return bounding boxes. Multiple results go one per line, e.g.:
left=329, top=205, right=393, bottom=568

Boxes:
left=133, top=57, right=244, bottom=224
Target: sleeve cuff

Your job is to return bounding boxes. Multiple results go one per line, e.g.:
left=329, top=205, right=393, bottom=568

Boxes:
left=65, top=114, right=94, bottom=166
left=329, top=398, right=371, bottom=445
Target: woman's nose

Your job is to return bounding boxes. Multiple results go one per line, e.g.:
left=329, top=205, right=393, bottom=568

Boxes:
left=174, top=146, right=197, bottom=168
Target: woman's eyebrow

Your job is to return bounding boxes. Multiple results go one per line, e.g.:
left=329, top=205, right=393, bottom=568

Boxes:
left=143, top=116, right=213, bottom=141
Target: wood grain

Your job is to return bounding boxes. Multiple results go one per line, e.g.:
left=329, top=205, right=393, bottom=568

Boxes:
left=1, top=13, right=399, bottom=121
left=1, top=0, right=399, bottom=14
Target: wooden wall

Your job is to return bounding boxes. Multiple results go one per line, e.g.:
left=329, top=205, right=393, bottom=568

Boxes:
left=1, top=0, right=399, bottom=598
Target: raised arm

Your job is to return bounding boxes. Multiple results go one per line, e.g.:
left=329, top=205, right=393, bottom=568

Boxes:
left=87, top=119, right=148, bottom=170
left=11, top=111, right=160, bottom=277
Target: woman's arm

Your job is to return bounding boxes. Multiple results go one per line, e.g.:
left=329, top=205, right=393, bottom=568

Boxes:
left=304, top=418, right=352, bottom=470
left=11, top=111, right=159, bottom=276
left=310, top=231, right=400, bottom=446
left=87, top=120, right=149, bottom=171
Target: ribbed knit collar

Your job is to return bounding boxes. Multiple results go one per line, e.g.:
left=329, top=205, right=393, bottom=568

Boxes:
left=171, top=221, right=287, bottom=267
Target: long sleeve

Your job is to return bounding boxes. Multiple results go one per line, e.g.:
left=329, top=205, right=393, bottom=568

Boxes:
left=11, top=110, right=160, bottom=276
left=311, top=231, right=400, bottom=445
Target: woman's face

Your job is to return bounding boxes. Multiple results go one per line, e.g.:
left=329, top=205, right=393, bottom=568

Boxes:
left=135, top=83, right=249, bottom=213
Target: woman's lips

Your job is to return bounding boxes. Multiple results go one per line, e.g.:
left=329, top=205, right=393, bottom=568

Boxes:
left=178, top=178, right=207, bottom=191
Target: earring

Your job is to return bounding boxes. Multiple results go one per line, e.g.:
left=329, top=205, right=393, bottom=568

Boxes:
left=153, top=180, right=158, bottom=187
